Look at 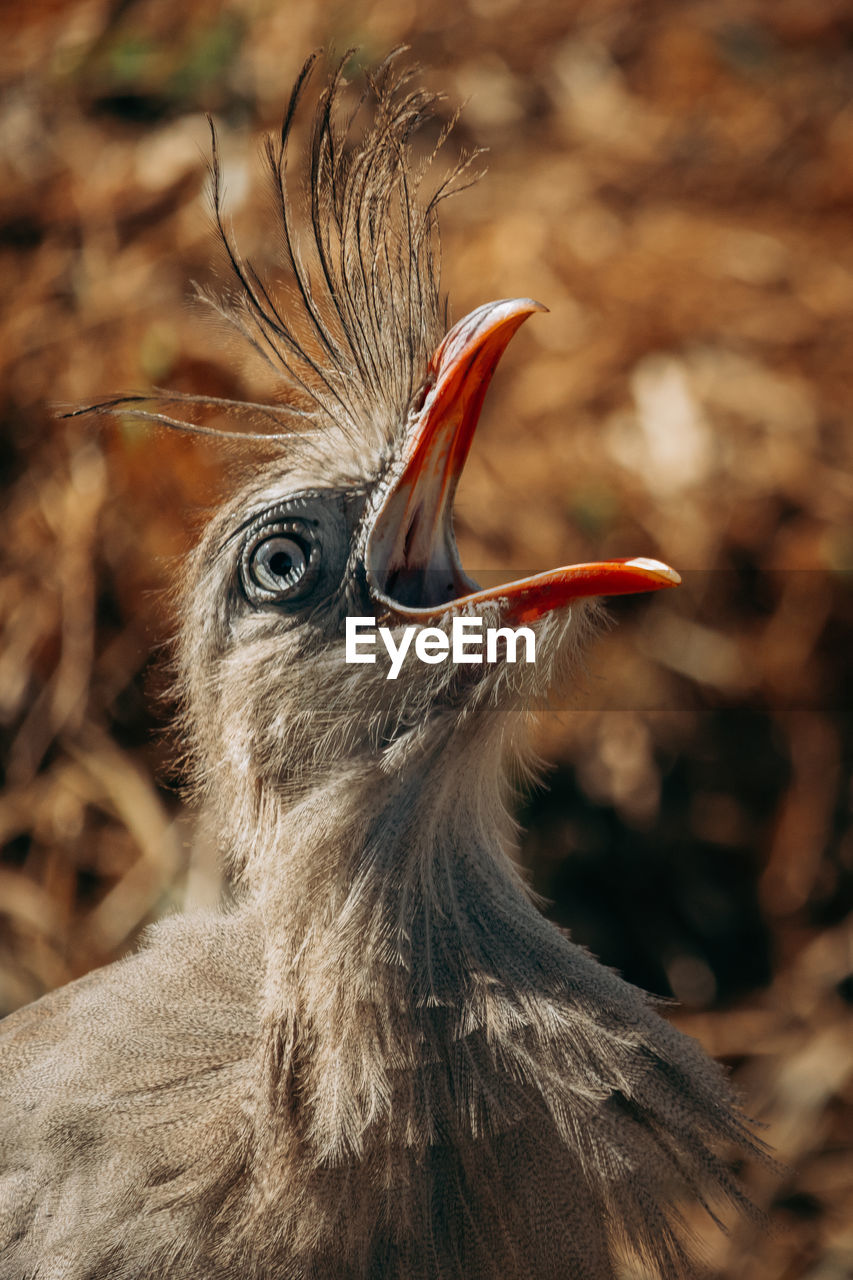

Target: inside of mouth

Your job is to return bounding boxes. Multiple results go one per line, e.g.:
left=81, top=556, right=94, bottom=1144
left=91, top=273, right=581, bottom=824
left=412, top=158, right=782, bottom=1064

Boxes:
left=369, top=497, right=479, bottom=610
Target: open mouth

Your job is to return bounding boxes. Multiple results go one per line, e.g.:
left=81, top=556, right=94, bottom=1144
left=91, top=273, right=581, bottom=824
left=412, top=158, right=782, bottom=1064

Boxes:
left=366, top=298, right=680, bottom=624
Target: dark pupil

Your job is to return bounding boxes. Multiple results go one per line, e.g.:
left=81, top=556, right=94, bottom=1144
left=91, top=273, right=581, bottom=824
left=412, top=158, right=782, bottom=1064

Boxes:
left=269, top=550, right=293, bottom=577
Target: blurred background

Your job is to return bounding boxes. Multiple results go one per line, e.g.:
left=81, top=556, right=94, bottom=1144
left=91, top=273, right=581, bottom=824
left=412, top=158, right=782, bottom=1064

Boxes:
left=1, top=1, right=851, bottom=1275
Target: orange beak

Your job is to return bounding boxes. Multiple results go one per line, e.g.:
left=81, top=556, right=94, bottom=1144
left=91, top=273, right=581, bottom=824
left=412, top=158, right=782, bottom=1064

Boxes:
left=366, top=298, right=679, bottom=623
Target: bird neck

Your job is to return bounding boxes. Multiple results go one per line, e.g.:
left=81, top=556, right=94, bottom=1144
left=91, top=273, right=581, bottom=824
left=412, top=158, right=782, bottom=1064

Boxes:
left=233, top=709, right=752, bottom=1280
left=248, top=710, right=529, bottom=982
left=241, top=712, right=573, bottom=1156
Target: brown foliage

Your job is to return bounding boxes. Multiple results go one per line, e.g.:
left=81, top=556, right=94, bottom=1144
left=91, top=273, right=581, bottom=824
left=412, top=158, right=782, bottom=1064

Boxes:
left=1, top=3, right=851, bottom=1274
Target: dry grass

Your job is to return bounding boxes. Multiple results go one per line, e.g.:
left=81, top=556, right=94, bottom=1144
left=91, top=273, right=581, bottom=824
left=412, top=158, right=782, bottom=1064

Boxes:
left=1, top=2, right=851, bottom=1274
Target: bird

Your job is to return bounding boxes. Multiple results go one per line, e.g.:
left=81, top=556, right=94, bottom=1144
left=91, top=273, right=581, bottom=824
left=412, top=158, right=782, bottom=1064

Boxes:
left=0, top=51, right=763, bottom=1280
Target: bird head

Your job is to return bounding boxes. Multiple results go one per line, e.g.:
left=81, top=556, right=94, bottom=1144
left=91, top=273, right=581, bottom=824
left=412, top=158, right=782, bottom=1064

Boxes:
left=86, top=54, right=677, bottom=859
left=177, top=294, right=677, bottom=830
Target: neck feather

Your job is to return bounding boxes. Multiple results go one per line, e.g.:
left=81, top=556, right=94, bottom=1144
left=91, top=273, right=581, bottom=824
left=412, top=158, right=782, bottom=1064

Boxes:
left=213, top=715, right=755, bottom=1278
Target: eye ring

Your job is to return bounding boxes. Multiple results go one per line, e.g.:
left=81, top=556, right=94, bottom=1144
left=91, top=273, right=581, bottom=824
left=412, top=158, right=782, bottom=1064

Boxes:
left=240, top=520, right=319, bottom=605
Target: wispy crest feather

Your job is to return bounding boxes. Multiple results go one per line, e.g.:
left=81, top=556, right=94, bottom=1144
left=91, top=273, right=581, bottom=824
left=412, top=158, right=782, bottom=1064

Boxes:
left=65, top=50, right=479, bottom=471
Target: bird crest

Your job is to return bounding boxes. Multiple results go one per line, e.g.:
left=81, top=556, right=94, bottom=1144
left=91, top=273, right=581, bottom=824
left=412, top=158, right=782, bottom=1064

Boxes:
left=66, top=50, right=482, bottom=480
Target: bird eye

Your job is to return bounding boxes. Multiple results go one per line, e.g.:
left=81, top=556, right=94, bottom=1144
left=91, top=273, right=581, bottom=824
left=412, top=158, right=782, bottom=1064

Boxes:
left=251, top=536, right=307, bottom=592
left=241, top=523, right=318, bottom=605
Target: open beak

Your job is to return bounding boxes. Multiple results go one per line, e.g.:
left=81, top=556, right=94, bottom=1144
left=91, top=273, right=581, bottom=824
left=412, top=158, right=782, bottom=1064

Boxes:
left=366, top=298, right=680, bottom=624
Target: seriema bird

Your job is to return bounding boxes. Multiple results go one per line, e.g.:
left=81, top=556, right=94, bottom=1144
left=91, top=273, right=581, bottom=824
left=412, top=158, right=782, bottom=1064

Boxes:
left=0, top=52, right=761, bottom=1280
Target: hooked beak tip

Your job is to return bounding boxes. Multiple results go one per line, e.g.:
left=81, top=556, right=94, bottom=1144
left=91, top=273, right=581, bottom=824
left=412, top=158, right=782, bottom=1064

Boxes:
left=623, top=558, right=682, bottom=588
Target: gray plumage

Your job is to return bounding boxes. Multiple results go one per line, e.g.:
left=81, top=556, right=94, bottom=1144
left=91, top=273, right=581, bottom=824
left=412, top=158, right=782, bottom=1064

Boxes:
left=1, top=52, right=762, bottom=1280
